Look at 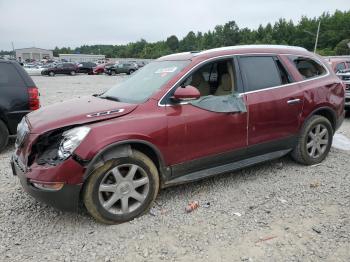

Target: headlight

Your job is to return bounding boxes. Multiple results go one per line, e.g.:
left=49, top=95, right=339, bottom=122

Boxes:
left=58, top=126, right=90, bottom=160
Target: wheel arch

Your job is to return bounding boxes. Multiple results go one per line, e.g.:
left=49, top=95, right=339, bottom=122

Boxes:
left=307, top=106, right=337, bottom=131
left=82, top=140, right=168, bottom=185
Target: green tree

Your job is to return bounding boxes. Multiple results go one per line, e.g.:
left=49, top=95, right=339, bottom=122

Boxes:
left=37, top=10, right=350, bottom=59
left=335, top=39, right=350, bottom=55
left=166, top=35, right=179, bottom=51
left=180, top=31, right=197, bottom=51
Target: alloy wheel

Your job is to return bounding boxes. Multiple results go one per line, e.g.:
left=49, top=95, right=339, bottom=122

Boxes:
left=98, top=164, right=150, bottom=215
left=306, top=123, right=329, bottom=158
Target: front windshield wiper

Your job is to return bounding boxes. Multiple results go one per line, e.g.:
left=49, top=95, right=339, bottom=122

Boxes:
left=98, top=95, right=120, bottom=102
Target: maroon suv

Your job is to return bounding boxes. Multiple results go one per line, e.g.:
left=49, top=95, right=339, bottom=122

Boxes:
left=11, top=45, right=345, bottom=224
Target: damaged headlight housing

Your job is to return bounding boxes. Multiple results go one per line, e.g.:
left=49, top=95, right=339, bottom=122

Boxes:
left=58, top=126, right=90, bottom=160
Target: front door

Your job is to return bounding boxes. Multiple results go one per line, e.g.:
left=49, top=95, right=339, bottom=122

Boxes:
left=164, top=58, right=248, bottom=177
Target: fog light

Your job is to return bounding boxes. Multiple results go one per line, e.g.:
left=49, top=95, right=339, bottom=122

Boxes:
left=31, top=181, right=64, bottom=191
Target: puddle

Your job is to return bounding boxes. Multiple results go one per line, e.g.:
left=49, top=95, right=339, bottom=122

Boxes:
left=332, top=133, right=350, bottom=151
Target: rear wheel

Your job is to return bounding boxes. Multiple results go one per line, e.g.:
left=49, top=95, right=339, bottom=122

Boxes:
left=49, top=71, right=55, bottom=77
left=128, top=69, right=135, bottom=75
left=83, top=150, right=159, bottom=224
left=0, top=120, right=9, bottom=152
left=70, top=71, right=76, bottom=76
left=291, top=115, right=333, bottom=165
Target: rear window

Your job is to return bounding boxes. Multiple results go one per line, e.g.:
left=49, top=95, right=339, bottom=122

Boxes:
left=289, top=56, right=327, bottom=79
left=239, top=56, right=283, bottom=92
left=0, top=63, right=25, bottom=87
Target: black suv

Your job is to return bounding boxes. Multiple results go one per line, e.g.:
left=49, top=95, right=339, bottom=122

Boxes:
left=77, top=62, right=97, bottom=74
left=105, top=62, right=138, bottom=75
left=0, top=60, right=40, bottom=152
left=41, top=63, right=78, bottom=76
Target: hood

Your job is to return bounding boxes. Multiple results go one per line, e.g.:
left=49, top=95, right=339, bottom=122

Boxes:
left=27, top=96, right=138, bottom=134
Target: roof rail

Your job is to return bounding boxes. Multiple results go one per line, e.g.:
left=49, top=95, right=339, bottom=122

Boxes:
left=197, top=45, right=308, bottom=55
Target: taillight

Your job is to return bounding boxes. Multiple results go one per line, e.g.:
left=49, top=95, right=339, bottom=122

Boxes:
left=28, top=87, right=40, bottom=110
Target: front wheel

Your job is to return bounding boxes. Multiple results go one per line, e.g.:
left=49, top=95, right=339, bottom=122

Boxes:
left=291, top=115, right=333, bottom=165
left=70, top=71, right=76, bottom=76
left=49, top=71, right=55, bottom=77
left=83, top=150, right=159, bottom=224
left=128, top=69, right=135, bottom=75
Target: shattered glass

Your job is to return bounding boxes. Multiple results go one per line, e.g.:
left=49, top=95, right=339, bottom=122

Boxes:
left=189, top=93, right=247, bottom=113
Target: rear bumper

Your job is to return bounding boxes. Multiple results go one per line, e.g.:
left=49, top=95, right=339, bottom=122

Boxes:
left=11, top=155, right=82, bottom=211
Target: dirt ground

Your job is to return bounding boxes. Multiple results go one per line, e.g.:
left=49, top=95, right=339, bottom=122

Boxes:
left=0, top=74, right=349, bottom=262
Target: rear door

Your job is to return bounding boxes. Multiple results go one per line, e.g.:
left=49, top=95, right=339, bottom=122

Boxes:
left=238, top=55, right=303, bottom=148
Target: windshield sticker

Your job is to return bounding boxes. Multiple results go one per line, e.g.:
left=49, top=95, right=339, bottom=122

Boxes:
left=155, top=67, right=177, bottom=74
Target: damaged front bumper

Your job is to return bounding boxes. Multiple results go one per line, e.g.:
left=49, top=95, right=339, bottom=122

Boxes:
left=11, top=154, right=84, bottom=211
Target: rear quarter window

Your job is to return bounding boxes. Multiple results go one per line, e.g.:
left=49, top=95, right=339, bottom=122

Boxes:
left=0, top=63, right=25, bottom=87
left=289, top=56, right=327, bottom=79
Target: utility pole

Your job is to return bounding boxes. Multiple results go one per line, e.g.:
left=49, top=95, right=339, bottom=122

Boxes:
left=11, top=41, right=15, bottom=59
left=314, top=21, right=321, bottom=53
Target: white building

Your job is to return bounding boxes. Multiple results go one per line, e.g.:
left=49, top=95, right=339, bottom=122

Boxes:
left=15, top=47, right=53, bottom=61
left=59, top=54, right=105, bottom=63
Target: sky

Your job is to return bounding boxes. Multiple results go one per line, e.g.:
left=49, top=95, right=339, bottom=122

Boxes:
left=0, top=0, right=349, bottom=51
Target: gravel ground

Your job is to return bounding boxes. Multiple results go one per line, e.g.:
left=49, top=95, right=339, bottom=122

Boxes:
left=0, top=74, right=349, bottom=262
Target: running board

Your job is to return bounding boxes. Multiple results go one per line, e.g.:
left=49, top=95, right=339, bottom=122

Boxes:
left=164, top=149, right=291, bottom=187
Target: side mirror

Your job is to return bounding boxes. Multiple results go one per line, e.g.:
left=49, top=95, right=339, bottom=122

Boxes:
left=173, top=85, right=200, bottom=101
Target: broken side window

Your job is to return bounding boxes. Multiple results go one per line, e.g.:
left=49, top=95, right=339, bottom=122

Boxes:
left=185, top=58, right=246, bottom=113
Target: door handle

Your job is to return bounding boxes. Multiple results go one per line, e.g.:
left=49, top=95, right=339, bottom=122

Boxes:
left=287, top=98, right=301, bottom=105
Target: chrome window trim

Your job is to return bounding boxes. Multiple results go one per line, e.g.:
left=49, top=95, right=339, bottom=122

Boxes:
left=158, top=53, right=330, bottom=107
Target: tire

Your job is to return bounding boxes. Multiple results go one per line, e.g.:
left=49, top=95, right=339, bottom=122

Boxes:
left=291, top=115, right=333, bottom=165
left=111, top=71, right=116, bottom=76
left=0, top=120, right=9, bottom=153
left=128, top=69, right=135, bottom=75
left=83, top=150, right=159, bottom=224
left=70, top=71, right=76, bottom=76
left=49, top=71, right=55, bottom=77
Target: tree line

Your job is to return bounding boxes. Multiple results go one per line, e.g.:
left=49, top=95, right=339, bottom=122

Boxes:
left=2, top=10, right=350, bottom=59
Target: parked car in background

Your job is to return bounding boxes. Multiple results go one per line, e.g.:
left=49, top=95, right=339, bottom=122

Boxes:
left=93, top=63, right=112, bottom=75
left=24, top=64, right=45, bottom=76
left=41, top=63, right=78, bottom=76
left=0, top=60, right=40, bottom=152
left=105, top=62, right=138, bottom=75
left=326, top=57, right=350, bottom=109
left=11, top=45, right=345, bottom=224
left=77, top=62, right=97, bottom=75
left=326, top=57, right=350, bottom=72
left=136, top=61, right=146, bottom=67
left=130, top=61, right=146, bottom=68
left=336, top=69, right=350, bottom=109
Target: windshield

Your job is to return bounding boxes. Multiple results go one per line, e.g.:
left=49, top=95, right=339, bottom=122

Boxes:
left=101, top=60, right=190, bottom=103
